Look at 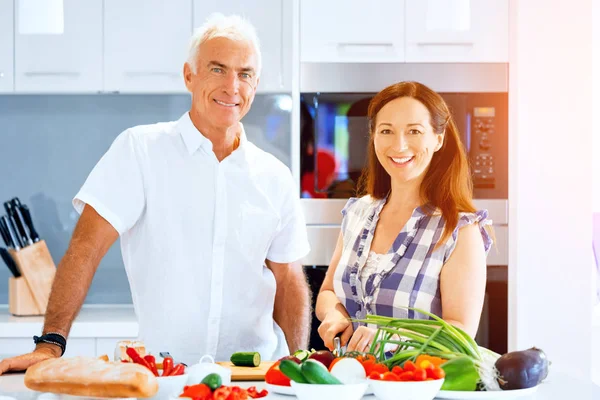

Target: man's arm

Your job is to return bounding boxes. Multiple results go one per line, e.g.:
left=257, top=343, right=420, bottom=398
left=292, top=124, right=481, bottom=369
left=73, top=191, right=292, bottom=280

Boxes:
left=0, top=204, right=118, bottom=374
left=266, top=260, right=311, bottom=353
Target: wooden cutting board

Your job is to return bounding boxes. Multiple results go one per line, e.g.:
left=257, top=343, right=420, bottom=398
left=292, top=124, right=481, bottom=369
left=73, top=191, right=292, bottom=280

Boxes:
left=216, top=361, right=276, bottom=381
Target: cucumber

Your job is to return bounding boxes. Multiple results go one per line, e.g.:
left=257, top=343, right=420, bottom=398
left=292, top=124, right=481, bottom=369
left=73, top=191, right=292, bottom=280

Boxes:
left=300, top=359, right=342, bottom=384
left=279, top=360, right=309, bottom=383
left=201, top=373, right=222, bottom=391
left=230, top=351, right=261, bottom=367
left=292, top=349, right=312, bottom=362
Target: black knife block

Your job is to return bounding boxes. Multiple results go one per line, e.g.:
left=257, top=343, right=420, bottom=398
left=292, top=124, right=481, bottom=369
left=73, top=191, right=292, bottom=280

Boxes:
left=8, top=240, right=56, bottom=316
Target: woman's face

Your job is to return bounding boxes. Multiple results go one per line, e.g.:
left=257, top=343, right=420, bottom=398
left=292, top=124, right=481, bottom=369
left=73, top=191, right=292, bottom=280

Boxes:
left=373, top=97, right=444, bottom=185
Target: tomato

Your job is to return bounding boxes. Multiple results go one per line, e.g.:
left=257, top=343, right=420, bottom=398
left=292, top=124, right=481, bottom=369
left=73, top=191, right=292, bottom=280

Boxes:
left=361, top=359, right=376, bottom=375
left=213, top=387, right=231, bottom=400
left=180, top=383, right=212, bottom=400
left=382, top=372, right=399, bottom=381
left=362, top=354, right=376, bottom=363
left=264, top=362, right=291, bottom=386
left=398, top=371, right=415, bottom=381
left=413, top=367, right=427, bottom=381
left=368, top=371, right=382, bottom=380
left=403, top=360, right=416, bottom=372
left=431, top=367, right=446, bottom=380
left=391, top=366, right=404, bottom=375
left=369, top=363, right=389, bottom=374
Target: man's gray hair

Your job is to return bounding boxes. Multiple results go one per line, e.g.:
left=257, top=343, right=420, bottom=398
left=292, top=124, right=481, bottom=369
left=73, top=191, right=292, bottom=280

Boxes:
left=187, top=13, right=262, bottom=77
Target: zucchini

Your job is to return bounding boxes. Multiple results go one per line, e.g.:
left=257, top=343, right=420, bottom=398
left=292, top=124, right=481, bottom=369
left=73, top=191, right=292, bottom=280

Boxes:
left=300, top=359, right=342, bottom=384
left=230, top=351, right=261, bottom=367
left=279, top=360, right=309, bottom=383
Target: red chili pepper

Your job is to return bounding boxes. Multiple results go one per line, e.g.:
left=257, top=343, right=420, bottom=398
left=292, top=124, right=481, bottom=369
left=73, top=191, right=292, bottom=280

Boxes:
left=143, top=354, right=159, bottom=377
left=125, top=347, right=152, bottom=371
left=168, top=363, right=186, bottom=376
left=161, top=357, right=173, bottom=377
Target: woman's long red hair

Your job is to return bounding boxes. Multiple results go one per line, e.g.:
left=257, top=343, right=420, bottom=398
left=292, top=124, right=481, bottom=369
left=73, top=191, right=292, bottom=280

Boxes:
left=358, top=81, right=476, bottom=246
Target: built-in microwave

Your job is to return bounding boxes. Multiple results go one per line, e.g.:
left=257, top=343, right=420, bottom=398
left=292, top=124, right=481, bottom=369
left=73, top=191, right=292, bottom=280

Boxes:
left=299, top=68, right=508, bottom=200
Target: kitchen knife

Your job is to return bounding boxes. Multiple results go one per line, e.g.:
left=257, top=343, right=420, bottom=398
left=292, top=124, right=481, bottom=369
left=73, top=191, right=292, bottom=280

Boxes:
left=4, top=201, right=31, bottom=247
left=16, top=204, right=40, bottom=243
left=0, top=247, right=21, bottom=278
left=1, top=215, right=21, bottom=250
left=0, top=218, right=10, bottom=247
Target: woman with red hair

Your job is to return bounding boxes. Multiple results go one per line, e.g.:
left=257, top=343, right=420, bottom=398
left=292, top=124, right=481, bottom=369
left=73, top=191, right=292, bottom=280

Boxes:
left=316, top=81, right=493, bottom=353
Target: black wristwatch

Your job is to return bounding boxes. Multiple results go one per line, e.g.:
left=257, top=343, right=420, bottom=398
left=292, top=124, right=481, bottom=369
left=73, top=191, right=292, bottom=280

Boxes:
left=33, top=332, right=67, bottom=356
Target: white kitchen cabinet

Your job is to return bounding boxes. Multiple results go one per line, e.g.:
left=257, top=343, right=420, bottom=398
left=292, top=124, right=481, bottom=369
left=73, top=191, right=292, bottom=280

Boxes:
left=300, top=0, right=405, bottom=63
left=104, top=0, right=192, bottom=93
left=0, top=338, right=95, bottom=358
left=0, top=0, right=14, bottom=93
left=405, top=0, right=509, bottom=62
left=193, top=0, right=292, bottom=92
left=14, top=0, right=103, bottom=93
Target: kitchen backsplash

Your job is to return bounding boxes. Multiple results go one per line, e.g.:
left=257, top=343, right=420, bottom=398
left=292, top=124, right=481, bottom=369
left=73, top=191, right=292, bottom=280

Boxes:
left=0, top=94, right=292, bottom=304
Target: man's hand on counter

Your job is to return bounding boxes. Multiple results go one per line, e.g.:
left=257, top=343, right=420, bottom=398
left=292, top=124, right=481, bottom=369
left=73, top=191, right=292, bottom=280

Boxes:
left=0, top=343, right=60, bottom=375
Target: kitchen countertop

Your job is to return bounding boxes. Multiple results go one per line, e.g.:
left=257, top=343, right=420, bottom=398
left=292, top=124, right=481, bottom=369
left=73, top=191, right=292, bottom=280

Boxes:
left=0, top=305, right=138, bottom=338
left=0, top=371, right=598, bottom=400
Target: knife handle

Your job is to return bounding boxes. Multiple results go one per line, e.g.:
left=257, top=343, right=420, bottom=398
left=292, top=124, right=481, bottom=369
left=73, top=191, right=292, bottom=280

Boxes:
left=0, top=218, right=10, bottom=247
left=19, top=205, right=40, bottom=242
left=1, top=215, right=21, bottom=250
left=0, top=247, right=21, bottom=278
left=12, top=207, right=33, bottom=246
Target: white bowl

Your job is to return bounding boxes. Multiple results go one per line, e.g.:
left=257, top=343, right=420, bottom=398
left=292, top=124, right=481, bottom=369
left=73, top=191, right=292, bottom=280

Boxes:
left=148, top=374, right=189, bottom=400
left=290, top=381, right=368, bottom=400
left=368, top=378, right=445, bottom=400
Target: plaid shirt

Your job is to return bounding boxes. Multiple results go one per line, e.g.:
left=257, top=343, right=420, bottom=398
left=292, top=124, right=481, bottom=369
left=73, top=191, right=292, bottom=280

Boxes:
left=333, top=196, right=493, bottom=329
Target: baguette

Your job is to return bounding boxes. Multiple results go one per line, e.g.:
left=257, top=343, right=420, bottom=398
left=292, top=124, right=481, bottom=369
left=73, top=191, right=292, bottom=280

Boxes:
left=24, top=356, right=159, bottom=398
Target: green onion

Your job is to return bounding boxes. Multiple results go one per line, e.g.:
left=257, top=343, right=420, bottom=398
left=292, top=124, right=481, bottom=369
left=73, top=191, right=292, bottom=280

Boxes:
left=353, top=306, right=502, bottom=391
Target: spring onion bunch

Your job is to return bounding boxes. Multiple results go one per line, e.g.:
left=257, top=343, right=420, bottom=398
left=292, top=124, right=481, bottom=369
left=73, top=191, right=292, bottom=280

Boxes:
left=355, top=307, right=502, bottom=391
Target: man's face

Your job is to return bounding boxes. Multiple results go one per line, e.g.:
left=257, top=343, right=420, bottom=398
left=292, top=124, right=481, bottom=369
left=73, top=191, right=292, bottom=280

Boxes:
left=184, top=36, right=259, bottom=129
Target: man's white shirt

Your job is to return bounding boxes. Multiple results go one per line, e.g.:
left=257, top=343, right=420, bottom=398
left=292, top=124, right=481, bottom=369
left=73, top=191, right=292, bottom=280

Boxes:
left=73, top=112, right=310, bottom=363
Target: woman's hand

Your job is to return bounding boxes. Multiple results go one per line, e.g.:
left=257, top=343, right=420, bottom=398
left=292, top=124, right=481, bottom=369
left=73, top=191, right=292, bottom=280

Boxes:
left=317, top=308, right=354, bottom=351
left=346, top=326, right=378, bottom=353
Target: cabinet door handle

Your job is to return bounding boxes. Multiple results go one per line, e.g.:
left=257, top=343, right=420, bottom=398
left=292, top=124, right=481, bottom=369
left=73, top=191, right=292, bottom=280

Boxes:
left=23, top=71, right=81, bottom=77
left=124, top=71, right=180, bottom=78
left=336, top=42, right=394, bottom=48
left=416, top=42, right=474, bottom=46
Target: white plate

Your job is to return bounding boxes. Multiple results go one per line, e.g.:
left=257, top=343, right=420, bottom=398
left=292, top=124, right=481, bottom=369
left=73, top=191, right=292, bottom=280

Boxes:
left=436, top=385, right=538, bottom=399
left=266, top=383, right=295, bottom=396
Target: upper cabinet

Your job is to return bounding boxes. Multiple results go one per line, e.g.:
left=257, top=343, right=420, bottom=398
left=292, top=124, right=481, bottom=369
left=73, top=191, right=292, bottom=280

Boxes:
left=14, top=0, right=103, bottom=93
left=300, top=0, right=406, bottom=63
left=104, top=0, right=192, bottom=93
left=193, top=0, right=292, bottom=93
left=405, top=0, right=509, bottom=62
left=0, top=0, right=14, bottom=93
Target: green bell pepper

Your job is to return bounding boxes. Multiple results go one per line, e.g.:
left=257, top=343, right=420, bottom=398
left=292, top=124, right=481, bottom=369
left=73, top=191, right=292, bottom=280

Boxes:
left=440, top=356, right=480, bottom=391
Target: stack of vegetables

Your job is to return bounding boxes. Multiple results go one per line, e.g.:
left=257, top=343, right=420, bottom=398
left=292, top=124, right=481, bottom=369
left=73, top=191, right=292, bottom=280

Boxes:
left=358, top=308, right=550, bottom=391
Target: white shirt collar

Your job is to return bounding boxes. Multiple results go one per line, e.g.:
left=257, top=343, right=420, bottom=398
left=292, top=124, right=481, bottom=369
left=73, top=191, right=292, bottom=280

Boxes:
left=177, top=112, right=248, bottom=156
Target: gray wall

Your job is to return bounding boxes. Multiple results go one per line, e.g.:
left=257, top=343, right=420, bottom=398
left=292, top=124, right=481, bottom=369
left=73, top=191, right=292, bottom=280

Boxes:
left=0, top=94, right=292, bottom=304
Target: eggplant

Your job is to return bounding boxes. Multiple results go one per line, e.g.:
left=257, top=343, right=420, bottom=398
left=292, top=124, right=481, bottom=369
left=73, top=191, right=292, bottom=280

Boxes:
left=494, top=347, right=549, bottom=390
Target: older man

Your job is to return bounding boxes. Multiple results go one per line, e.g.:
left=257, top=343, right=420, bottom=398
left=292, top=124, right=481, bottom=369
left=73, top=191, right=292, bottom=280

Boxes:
left=0, top=13, right=310, bottom=373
